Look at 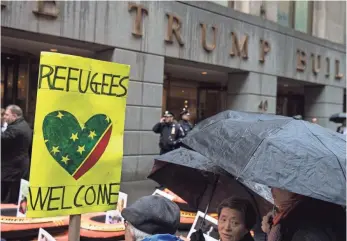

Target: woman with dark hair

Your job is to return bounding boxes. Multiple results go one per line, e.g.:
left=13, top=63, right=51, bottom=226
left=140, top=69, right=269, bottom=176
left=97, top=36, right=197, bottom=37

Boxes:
left=261, top=187, right=346, bottom=241
left=217, top=197, right=256, bottom=241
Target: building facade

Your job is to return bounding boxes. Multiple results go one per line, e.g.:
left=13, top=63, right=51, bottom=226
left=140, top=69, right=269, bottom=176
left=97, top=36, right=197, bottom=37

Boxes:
left=1, top=1, right=346, bottom=181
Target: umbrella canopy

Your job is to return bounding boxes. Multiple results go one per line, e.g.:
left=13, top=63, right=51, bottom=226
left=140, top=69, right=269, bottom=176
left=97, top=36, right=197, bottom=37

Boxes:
left=329, top=113, right=347, bottom=123
left=148, top=147, right=273, bottom=216
left=182, top=110, right=346, bottom=206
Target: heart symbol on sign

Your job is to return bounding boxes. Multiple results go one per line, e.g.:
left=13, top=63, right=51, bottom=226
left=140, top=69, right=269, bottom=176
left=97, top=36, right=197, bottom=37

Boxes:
left=42, top=110, right=112, bottom=180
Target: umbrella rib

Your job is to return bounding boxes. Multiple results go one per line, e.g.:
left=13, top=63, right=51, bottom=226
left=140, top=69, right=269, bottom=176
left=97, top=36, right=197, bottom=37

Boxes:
left=302, top=121, right=346, bottom=180
left=236, top=119, right=294, bottom=179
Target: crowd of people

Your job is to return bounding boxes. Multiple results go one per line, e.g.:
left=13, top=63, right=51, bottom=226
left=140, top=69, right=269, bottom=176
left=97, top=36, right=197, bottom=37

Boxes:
left=1, top=104, right=345, bottom=241
left=1, top=105, right=32, bottom=204
left=121, top=187, right=345, bottom=241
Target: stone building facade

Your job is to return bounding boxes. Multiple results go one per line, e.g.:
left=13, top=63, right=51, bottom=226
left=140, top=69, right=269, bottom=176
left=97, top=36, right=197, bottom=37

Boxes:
left=1, top=1, right=346, bottom=181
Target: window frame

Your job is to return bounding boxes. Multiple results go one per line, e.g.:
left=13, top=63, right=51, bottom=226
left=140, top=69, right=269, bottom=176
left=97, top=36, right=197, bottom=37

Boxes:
left=292, top=0, right=313, bottom=34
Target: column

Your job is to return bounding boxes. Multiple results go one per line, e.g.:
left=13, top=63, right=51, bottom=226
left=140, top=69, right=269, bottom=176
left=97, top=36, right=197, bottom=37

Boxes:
left=304, top=85, right=344, bottom=130
left=227, top=72, right=277, bottom=114
left=312, top=1, right=326, bottom=39
left=96, top=49, right=164, bottom=182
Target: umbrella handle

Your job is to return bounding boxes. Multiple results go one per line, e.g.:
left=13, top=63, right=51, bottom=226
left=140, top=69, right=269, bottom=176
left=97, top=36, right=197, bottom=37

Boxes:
left=200, top=175, right=220, bottom=229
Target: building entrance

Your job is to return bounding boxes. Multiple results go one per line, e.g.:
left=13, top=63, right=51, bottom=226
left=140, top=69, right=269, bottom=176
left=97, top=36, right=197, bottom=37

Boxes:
left=163, top=63, right=228, bottom=124
left=1, top=54, right=20, bottom=109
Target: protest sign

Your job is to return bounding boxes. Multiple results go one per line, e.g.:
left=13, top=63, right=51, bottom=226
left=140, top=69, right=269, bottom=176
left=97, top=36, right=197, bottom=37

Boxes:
left=188, top=211, right=219, bottom=241
left=105, top=192, right=128, bottom=224
left=17, top=179, right=29, bottom=217
left=27, top=52, right=130, bottom=218
left=38, top=228, right=56, bottom=241
left=152, top=189, right=175, bottom=201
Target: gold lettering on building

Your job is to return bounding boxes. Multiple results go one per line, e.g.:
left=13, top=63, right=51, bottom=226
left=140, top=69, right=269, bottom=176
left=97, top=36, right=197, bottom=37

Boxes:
left=230, top=32, right=248, bottom=59
left=33, top=0, right=59, bottom=18
left=128, top=3, right=148, bottom=38
left=259, top=39, right=270, bottom=63
left=200, top=23, right=217, bottom=52
left=311, top=54, right=321, bottom=75
left=165, top=13, right=184, bottom=46
left=335, top=59, right=343, bottom=80
left=296, top=50, right=306, bottom=71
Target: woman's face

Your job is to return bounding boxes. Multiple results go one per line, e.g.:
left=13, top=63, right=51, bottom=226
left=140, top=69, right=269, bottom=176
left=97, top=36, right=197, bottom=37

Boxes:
left=218, top=208, right=248, bottom=241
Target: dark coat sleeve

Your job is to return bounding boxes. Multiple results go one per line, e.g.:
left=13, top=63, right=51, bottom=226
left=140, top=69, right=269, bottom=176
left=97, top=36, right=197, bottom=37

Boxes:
left=1, top=125, right=21, bottom=152
left=291, top=228, right=333, bottom=241
left=152, top=122, right=163, bottom=133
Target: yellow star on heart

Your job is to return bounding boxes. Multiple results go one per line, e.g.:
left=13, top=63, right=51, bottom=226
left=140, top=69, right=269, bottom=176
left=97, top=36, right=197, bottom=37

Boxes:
left=56, top=112, right=64, bottom=119
left=105, top=116, right=110, bottom=123
left=70, top=132, right=79, bottom=142
left=77, top=145, right=85, bottom=155
left=88, top=130, right=97, bottom=140
left=51, top=146, right=60, bottom=155
left=61, top=155, right=70, bottom=164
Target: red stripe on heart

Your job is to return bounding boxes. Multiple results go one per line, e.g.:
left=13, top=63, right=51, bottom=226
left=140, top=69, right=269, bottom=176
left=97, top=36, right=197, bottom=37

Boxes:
left=73, top=125, right=113, bottom=180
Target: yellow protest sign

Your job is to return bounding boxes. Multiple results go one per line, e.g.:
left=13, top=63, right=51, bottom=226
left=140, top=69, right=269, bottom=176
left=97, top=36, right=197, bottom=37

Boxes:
left=27, top=52, right=130, bottom=218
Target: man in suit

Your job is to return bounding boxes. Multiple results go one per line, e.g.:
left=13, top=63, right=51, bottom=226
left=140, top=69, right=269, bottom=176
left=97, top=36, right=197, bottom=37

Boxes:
left=1, top=105, right=32, bottom=203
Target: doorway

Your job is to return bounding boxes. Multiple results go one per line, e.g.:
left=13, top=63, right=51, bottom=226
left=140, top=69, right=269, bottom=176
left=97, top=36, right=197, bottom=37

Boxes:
left=197, top=86, right=226, bottom=123
left=1, top=54, right=19, bottom=109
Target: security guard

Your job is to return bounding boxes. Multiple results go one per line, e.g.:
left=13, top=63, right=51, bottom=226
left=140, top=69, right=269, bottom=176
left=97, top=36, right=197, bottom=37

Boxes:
left=179, top=108, right=193, bottom=135
left=152, top=111, right=185, bottom=155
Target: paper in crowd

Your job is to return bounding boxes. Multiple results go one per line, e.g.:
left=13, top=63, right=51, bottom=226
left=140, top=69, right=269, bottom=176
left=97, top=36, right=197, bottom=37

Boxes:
left=105, top=192, right=128, bottom=224
left=16, top=179, right=29, bottom=217
left=27, top=52, right=130, bottom=218
left=38, top=228, right=56, bottom=241
left=152, top=189, right=175, bottom=201
left=188, top=211, right=219, bottom=241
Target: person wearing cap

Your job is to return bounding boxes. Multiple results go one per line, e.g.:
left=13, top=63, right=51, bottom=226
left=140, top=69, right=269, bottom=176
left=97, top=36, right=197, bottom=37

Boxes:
left=122, top=195, right=182, bottom=241
left=152, top=110, right=185, bottom=155
left=179, top=109, right=193, bottom=135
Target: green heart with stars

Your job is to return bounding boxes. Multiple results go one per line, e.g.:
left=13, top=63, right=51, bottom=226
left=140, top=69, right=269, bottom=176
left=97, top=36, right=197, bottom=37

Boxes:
left=43, top=110, right=112, bottom=180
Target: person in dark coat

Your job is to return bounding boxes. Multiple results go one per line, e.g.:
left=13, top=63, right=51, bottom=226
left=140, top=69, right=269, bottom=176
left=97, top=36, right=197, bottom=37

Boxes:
left=179, top=109, right=193, bottom=135
left=152, top=111, right=185, bottom=155
left=261, top=187, right=346, bottom=241
left=1, top=105, right=32, bottom=204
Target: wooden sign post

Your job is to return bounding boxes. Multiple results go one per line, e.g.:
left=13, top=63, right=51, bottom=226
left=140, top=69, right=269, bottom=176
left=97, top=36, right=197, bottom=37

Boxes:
left=68, top=215, right=81, bottom=241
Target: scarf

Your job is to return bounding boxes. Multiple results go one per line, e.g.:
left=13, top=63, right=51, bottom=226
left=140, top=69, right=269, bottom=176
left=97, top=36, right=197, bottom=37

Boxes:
left=273, top=194, right=304, bottom=226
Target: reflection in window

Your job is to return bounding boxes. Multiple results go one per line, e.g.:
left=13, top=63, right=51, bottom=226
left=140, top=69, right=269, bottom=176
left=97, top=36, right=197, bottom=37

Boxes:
left=294, top=0, right=310, bottom=33
left=211, top=1, right=229, bottom=7
left=277, top=1, right=291, bottom=27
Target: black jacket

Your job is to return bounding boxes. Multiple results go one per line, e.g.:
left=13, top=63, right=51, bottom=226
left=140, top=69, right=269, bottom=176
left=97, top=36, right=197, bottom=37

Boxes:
left=179, top=120, right=193, bottom=135
left=152, top=122, right=185, bottom=151
left=1, top=117, right=33, bottom=181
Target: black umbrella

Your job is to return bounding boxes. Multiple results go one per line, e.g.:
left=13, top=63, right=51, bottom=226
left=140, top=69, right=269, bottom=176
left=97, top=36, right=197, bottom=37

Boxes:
left=182, top=110, right=346, bottom=206
left=329, top=113, right=347, bottom=123
left=148, top=147, right=273, bottom=217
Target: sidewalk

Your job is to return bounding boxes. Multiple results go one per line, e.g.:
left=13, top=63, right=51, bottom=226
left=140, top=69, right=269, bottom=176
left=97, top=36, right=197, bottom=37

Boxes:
left=120, top=179, right=158, bottom=205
